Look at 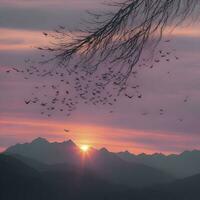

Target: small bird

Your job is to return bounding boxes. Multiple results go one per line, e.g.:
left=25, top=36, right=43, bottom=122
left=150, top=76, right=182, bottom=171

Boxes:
left=142, top=112, right=148, bottom=116
left=12, top=67, right=20, bottom=72
left=25, top=100, right=31, bottom=104
left=64, top=129, right=70, bottom=132
left=184, top=96, right=189, bottom=103
left=43, top=32, right=48, bottom=36
left=125, top=94, right=133, bottom=99
left=159, top=109, right=164, bottom=115
left=178, top=118, right=183, bottom=122
left=154, top=59, right=160, bottom=63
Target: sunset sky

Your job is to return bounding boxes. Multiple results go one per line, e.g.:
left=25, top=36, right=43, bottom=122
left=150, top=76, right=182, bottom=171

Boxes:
left=1, top=0, right=200, bottom=154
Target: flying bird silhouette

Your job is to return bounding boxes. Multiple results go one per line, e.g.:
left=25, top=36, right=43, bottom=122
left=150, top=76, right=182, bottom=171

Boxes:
left=25, top=100, right=31, bottom=105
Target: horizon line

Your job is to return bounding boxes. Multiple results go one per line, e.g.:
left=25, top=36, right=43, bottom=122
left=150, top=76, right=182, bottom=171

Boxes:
left=1, top=136, right=200, bottom=157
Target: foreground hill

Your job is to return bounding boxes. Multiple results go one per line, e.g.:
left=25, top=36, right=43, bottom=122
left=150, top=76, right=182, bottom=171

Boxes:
left=140, top=173, right=200, bottom=200
left=0, top=154, right=56, bottom=200
left=0, top=154, right=126, bottom=200
left=5, top=137, right=173, bottom=188
left=118, top=150, right=200, bottom=178
left=1, top=154, right=200, bottom=200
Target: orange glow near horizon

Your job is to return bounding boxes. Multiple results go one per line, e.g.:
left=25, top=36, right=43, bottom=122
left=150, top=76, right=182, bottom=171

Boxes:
left=1, top=25, right=200, bottom=51
left=0, top=28, right=76, bottom=51
left=0, top=147, right=5, bottom=153
left=0, top=28, right=46, bottom=51
left=1, top=116, right=200, bottom=155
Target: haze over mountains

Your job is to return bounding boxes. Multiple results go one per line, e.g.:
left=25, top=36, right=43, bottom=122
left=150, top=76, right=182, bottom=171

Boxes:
left=118, top=149, right=200, bottom=178
left=5, top=137, right=200, bottom=179
left=4, top=137, right=173, bottom=188
left=1, top=137, right=200, bottom=200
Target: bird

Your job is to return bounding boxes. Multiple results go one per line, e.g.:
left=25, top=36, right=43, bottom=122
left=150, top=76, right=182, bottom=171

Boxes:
left=154, top=59, right=160, bottom=63
left=159, top=109, right=164, bottom=115
left=12, top=67, right=20, bottom=73
left=178, top=118, right=183, bottom=122
left=43, top=32, right=48, bottom=36
left=125, top=93, right=134, bottom=99
left=64, top=129, right=70, bottom=132
left=184, top=96, right=189, bottom=103
left=142, top=112, right=148, bottom=116
left=25, top=100, right=31, bottom=105
left=150, top=65, right=154, bottom=69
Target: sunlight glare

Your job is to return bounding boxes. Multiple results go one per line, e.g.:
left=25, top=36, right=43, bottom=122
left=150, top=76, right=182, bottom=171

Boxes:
left=80, top=144, right=90, bottom=152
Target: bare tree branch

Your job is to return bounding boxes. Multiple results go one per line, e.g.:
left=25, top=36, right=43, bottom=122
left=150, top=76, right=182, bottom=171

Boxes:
left=43, top=0, right=199, bottom=86
left=21, top=0, right=200, bottom=118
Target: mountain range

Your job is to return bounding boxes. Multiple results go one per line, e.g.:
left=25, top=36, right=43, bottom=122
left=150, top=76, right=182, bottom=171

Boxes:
left=118, top=149, right=200, bottom=178
left=1, top=137, right=200, bottom=200
left=1, top=153, right=200, bottom=200
left=4, top=137, right=173, bottom=188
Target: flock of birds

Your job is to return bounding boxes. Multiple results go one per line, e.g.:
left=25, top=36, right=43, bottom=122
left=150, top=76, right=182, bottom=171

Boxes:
left=3, top=34, right=189, bottom=124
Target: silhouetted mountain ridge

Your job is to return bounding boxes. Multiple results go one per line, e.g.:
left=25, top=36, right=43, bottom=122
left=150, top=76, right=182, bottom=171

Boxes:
left=5, top=137, right=173, bottom=188
left=118, top=149, right=200, bottom=178
left=1, top=154, right=200, bottom=200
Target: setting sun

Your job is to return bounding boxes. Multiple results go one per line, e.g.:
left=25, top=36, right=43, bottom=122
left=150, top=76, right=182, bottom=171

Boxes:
left=80, top=144, right=90, bottom=152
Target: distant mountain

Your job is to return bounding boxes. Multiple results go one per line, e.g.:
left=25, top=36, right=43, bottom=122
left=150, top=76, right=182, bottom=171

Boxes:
left=5, top=137, right=80, bottom=165
left=4, top=138, right=173, bottom=188
left=118, top=150, right=200, bottom=178
left=82, top=147, right=173, bottom=187
left=1, top=154, right=200, bottom=200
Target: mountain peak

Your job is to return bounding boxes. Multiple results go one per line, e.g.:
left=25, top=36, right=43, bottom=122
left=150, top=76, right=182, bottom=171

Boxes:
left=31, top=137, right=49, bottom=145
left=63, top=139, right=76, bottom=147
left=181, top=150, right=200, bottom=157
left=100, top=147, right=109, bottom=153
left=153, top=153, right=165, bottom=157
left=123, top=150, right=131, bottom=155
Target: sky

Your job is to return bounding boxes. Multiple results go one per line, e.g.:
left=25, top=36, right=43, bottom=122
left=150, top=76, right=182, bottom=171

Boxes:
left=1, top=0, right=200, bottom=154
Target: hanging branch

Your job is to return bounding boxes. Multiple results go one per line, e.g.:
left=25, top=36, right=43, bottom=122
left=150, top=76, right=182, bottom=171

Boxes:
left=41, top=0, right=198, bottom=86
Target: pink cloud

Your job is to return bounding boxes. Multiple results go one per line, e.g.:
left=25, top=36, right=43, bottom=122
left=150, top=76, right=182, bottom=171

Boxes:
left=0, top=146, right=5, bottom=153
left=1, top=116, right=200, bottom=155
left=0, top=28, right=47, bottom=51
